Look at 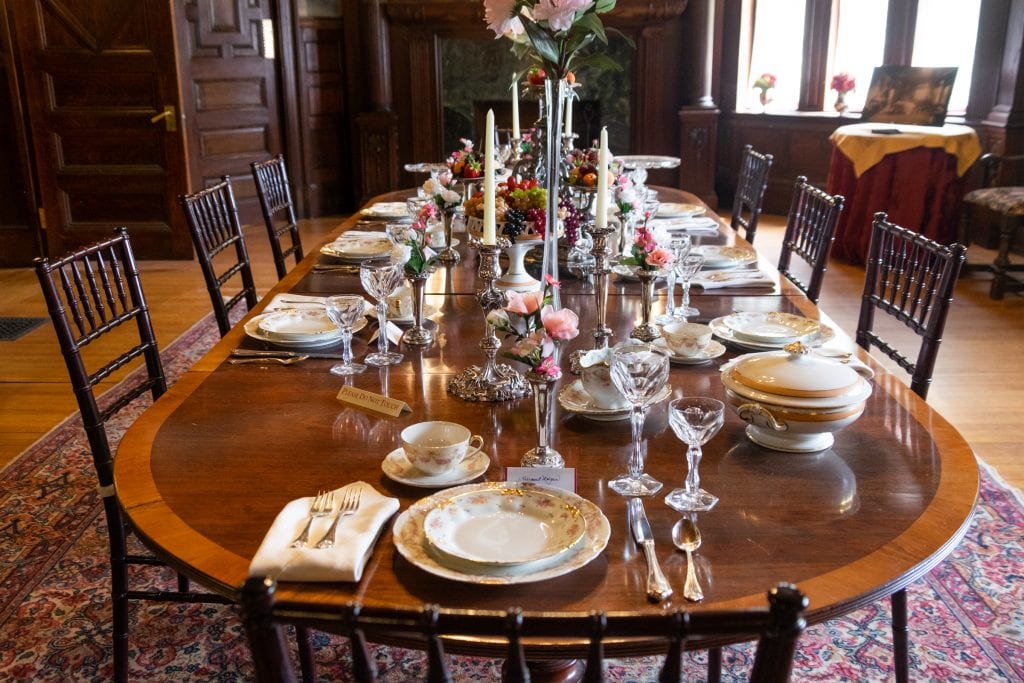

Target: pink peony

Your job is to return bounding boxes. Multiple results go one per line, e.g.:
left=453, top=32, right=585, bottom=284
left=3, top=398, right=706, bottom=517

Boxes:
left=541, top=305, right=580, bottom=341
left=535, top=355, right=563, bottom=380
left=505, top=289, right=544, bottom=315
left=646, top=246, right=675, bottom=268
left=510, top=331, right=544, bottom=358
left=634, top=226, right=658, bottom=251
left=484, top=0, right=524, bottom=36
left=532, top=0, right=593, bottom=32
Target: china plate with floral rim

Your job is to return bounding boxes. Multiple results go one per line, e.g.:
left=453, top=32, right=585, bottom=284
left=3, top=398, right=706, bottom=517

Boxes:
left=380, top=447, right=488, bottom=489
left=652, top=337, right=728, bottom=365
left=709, top=315, right=834, bottom=351
left=694, top=245, right=758, bottom=270
left=558, top=380, right=672, bottom=421
left=392, top=482, right=610, bottom=584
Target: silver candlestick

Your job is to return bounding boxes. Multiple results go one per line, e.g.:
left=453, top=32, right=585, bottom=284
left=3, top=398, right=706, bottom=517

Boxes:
left=447, top=236, right=530, bottom=402
left=590, top=223, right=617, bottom=349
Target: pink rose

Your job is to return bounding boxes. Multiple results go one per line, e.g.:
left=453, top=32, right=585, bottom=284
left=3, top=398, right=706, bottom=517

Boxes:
left=535, top=355, right=563, bottom=380
left=541, top=305, right=580, bottom=341
left=646, top=246, right=675, bottom=268
left=532, top=0, right=594, bottom=32
left=506, top=290, right=544, bottom=315
left=510, top=333, right=542, bottom=358
left=634, top=226, right=657, bottom=251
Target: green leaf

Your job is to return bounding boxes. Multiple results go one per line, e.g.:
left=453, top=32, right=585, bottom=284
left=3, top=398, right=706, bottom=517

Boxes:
left=573, top=14, right=606, bottom=44
left=570, top=52, right=622, bottom=72
left=523, top=21, right=560, bottom=65
left=594, top=0, right=617, bottom=14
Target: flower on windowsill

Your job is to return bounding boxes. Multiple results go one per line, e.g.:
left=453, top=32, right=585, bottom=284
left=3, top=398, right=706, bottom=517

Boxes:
left=831, top=72, right=856, bottom=94
left=752, top=73, right=777, bottom=93
left=487, top=275, right=579, bottom=379
left=618, top=218, right=675, bottom=272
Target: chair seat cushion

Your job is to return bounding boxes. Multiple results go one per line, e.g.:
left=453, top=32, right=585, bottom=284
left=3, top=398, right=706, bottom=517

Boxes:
left=964, top=186, right=1024, bottom=216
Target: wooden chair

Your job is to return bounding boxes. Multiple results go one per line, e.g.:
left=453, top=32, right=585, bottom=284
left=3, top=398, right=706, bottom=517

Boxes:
left=251, top=154, right=304, bottom=280
left=857, top=213, right=966, bottom=683
left=179, top=176, right=259, bottom=337
left=730, top=144, right=774, bottom=244
left=959, top=152, right=1024, bottom=299
left=241, top=577, right=808, bottom=683
left=776, top=176, right=845, bottom=304
left=34, top=228, right=233, bottom=682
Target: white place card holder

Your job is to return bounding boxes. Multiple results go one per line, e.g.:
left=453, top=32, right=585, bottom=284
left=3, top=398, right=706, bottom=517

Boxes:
left=505, top=467, right=577, bottom=493
left=337, top=386, right=411, bottom=417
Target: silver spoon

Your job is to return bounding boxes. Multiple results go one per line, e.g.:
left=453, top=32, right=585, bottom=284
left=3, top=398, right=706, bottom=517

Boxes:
left=672, top=518, right=704, bottom=602
left=228, top=355, right=309, bottom=365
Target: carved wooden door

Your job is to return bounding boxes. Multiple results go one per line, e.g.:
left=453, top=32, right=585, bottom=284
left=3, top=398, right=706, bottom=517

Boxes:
left=11, top=0, right=192, bottom=259
left=176, top=0, right=285, bottom=223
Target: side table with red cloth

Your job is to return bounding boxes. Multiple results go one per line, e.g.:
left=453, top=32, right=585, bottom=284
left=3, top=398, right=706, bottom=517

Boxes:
left=826, top=123, right=981, bottom=264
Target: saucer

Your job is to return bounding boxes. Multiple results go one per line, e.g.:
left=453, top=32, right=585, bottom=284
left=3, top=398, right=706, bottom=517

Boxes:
left=558, top=380, right=671, bottom=421
left=381, top=447, right=489, bottom=488
left=652, top=338, right=727, bottom=364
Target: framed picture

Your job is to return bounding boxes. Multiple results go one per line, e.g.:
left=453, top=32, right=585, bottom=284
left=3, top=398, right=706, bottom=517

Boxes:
left=860, top=66, right=958, bottom=126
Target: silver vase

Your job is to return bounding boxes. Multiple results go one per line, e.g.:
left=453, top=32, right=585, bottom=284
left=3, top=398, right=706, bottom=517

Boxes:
left=630, top=269, right=661, bottom=342
left=401, top=270, right=433, bottom=346
left=521, top=371, right=563, bottom=468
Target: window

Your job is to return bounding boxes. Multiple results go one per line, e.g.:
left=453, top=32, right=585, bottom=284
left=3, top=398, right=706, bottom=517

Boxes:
left=738, top=0, right=982, bottom=116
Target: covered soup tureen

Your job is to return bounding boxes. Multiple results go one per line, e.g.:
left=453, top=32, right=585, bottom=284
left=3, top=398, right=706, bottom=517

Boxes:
left=720, top=342, right=872, bottom=452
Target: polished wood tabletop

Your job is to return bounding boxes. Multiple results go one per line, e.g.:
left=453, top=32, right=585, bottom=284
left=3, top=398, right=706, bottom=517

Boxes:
left=115, top=189, right=978, bottom=658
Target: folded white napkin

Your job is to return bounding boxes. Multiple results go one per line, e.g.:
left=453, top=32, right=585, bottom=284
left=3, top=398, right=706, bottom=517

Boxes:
left=650, top=216, right=720, bottom=234
left=692, top=272, right=774, bottom=289
left=367, top=320, right=405, bottom=345
left=248, top=482, right=399, bottom=582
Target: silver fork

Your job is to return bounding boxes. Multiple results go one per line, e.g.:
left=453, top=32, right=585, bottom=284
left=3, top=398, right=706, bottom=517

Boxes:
left=290, top=490, right=333, bottom=548
left=315, top=488, right=362, bottom=549
left=229, top=355, right=309, bottom=365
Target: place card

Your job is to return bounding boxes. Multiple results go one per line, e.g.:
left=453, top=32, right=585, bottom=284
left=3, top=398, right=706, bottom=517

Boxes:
left=505, top=467, right=576, bottom=493
left=336, top=386, right=410, bottom=417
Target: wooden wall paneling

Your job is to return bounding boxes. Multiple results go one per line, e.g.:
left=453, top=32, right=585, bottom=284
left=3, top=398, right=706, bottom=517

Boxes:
left=296, top=18, right=351, bottom=215
left=0, top=0, right=41, bottom=265
left=678, top=108, right=719, bottom=205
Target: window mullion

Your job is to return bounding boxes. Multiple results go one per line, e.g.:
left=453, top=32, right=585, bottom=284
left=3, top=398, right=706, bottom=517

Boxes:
left=883, top=0, right=918, bottom=65
left=799, top=0, right=833, bottom=110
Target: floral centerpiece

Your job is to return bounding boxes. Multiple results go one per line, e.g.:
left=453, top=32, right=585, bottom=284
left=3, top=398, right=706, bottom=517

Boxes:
left=422, top=176, right=462, bottom=213
left=618, top=222, right=675, bottom=271
left=446, top=138, right=484, bottom=180
left=613, top=173, right=642, bottom=220
left=487, top=276, right=579, bottom=379
left=753, top=72, right=776, bottom=109
left=830, top=72, right=856, bottom=114
left=390, top=205, right=439, bottom=276
left=463, top=177, right=547, bottom=242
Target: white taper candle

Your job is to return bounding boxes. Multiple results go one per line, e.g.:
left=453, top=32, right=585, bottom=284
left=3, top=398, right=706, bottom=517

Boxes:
left=595, top=127, right=608, bottom=230
left=511, top=75, right=520, bottom=140
left=483, top=109, right=497, bottom=245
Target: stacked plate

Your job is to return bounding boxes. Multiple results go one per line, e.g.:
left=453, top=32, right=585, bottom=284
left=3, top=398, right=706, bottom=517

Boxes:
left=709, top=311, right=833, bottom=351
left=657, top=202, right=706, bottom=218
left=361, top=202, right=410, bottom=220
left=243, top=309, right=365, bottom=348
left=392, top=482, right=610, bottom=584
left=558, top=381, right=671, bottom=421
left=695, top=245, right=758, bottom=270
left=320, top=231, right=394, bottom=261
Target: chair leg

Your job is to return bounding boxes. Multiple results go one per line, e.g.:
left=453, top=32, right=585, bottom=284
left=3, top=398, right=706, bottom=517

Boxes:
left=990, top=216, right=1015, bottom=300
left=706, top=647, right=722, bottom=683
left=107, top=506, right=131, bottom=683
left=177, top=572, right=190, bottom=592
left=891, top=588, right=909, bottom=683
left=296, top=625, right=315, bottom=681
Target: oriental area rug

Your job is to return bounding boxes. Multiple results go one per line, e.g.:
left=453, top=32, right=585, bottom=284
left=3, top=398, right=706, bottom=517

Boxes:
left=0, top=314, right=1021, bottom=681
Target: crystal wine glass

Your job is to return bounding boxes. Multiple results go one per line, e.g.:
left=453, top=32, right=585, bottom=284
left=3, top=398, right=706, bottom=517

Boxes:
left=359, top=258, right=405, bottom=366
left=608, top=340, right=671, bottom=497
left=324, top=295, right=366, bottom=376
left=674, top=252, right=705, bottom=320
left=656, top=236, right=692, bottom=324
left=665, top=397, right=724, bottom=512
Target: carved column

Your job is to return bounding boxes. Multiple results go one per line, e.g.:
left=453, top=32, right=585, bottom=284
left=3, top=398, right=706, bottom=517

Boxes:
left=356, top=0, right=398, bottom=202
left=678, top=0, right=718, bottom=205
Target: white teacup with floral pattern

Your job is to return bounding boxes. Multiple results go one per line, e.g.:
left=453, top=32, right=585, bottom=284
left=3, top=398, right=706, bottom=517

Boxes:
left=661, top=321, right=713, bottom=357
left=578, top=348, right=629, bottom=410
left=400, top=421, right=485, bottom=476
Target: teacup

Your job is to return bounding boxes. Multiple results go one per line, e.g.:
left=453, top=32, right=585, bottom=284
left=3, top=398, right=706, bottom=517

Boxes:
left=578, top=348, right=629, bottom=410
left=386, top=285, right=413, bottom=319
left=400, top=421, right=485, bottom=476
left=661, top=321, right=713, bottom=357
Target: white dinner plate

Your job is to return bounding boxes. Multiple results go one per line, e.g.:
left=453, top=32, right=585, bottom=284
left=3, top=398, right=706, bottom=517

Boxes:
left=320, top=234, right=394, bottom=260
left=256, top=309, right=338, bottom=342
left=423, top=487, right=587, bottom=566
left=695, top=245, right=758, bottom=270
left=709, top=315, right=834, bottom=351
left=558, top=380, right=672, bottom=421
left=657, top=202, right=707, bottom=218
left=652, top=338, right=727, bottom=365
left=361, top=202, right=410, bottom=219
left=392, top=482, right=610, bottom=585
left=721, top=311, right=821, bottom=345
left=244, top=313, right=366, bottom=349
left=381, top=447, right=488, bottom=488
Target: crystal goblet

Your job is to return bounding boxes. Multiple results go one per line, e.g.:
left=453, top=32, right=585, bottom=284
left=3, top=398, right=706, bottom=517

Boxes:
left=324, top=295, right=366, bottom=376
left=665, top=397, right=724, bottom=512
left=359, top=258, right=405, bottom=366
left=674, top=252, right=705, bottom=320
left=608, top=340, right=671, bottom=497
left=656, top=236, right=692, bottom=324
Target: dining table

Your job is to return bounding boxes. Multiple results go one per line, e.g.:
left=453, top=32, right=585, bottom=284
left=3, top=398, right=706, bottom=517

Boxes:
left=114, top=187, right=979, bottom=677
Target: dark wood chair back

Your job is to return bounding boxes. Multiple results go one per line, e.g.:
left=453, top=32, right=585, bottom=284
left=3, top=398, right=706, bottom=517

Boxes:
left=251, top=154, right=304, bottom=280
left=179, top=176, right=259, bottom=337
left=241, top=578, right=808, bottom=683
left=730, top=144, right=774, bottom=244
left=777, top=176, right=845, bottom=304
left=857, top=213, right=967, bottom=399
left=34, top=228, right=232, bottom=682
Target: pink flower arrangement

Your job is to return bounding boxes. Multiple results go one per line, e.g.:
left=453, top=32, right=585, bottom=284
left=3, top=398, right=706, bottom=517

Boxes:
left=753, top=73, right=777, bottom=92
left=620, top=222, right=676, bottom=272
left=487, top=275, right=579, bottom=379
left=831, top=73, right=856, bottom=94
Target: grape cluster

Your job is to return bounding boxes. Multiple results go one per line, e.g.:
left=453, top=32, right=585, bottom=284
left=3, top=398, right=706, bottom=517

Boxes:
left=524, top=207, right=545, bottom=238
left=559, top=191, right=582, bottom=247
left=503, top=208, right=527, bottom=243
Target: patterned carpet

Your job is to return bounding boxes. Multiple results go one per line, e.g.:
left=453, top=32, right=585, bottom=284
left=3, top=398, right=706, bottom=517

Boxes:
left=1, top=313, right=1022, bottom=681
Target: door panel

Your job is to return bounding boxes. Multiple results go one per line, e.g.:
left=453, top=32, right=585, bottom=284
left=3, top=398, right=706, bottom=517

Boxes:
left=177, top=0, right=283, bottom=223
left=11, top=0, right=192, bottom=259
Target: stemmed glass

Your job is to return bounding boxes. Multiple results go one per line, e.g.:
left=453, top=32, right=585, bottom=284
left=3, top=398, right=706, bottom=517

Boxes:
left=674, top=252, right=705, bottom=320
left=324, top=295, right=367, bottom=376
left=359, top=258, right=405, bottom=366
left=608, top=341, right=671, bottom=497
left=656, top=236, right=692, bottom=324
left=665, top=397, right=724, bottom=512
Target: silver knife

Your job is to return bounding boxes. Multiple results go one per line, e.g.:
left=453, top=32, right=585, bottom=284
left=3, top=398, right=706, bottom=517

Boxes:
left=230, top=349, right=345, bottom=360
left=628, top=498, right=673, bottom=602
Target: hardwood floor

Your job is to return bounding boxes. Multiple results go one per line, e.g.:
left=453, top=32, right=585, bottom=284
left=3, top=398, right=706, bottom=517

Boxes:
left=1, top=215, right=1021, bottom=493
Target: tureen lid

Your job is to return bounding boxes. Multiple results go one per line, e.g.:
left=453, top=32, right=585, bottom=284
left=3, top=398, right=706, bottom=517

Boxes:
left=728, top=342, right=862, bottom=399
